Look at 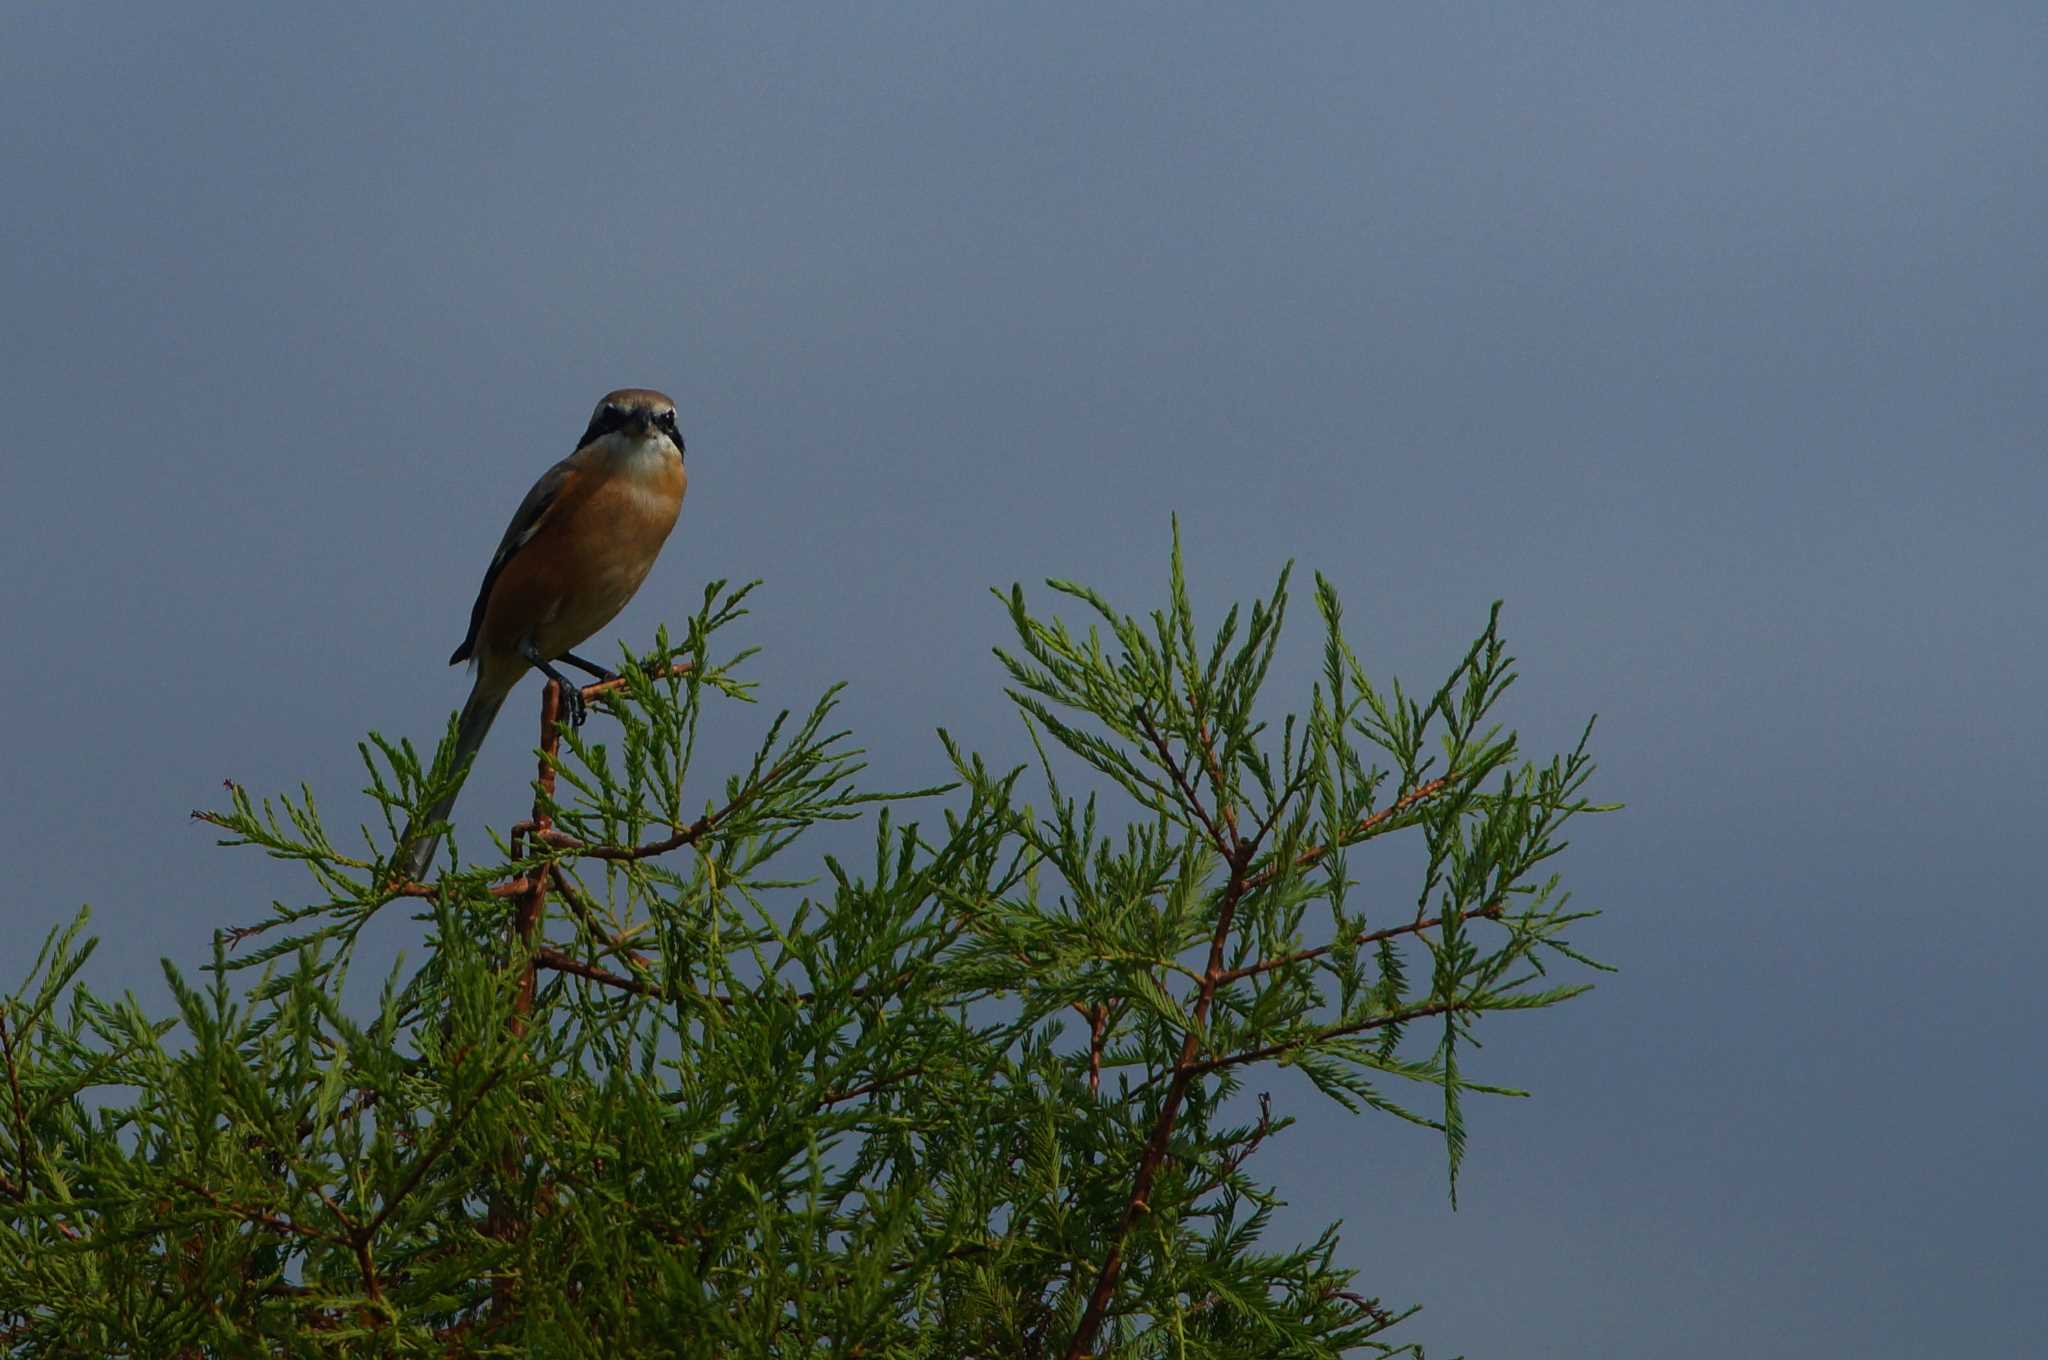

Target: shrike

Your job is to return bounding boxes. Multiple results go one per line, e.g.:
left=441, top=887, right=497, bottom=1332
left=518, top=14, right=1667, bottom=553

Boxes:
left=397, top=387, right=688, bottom=880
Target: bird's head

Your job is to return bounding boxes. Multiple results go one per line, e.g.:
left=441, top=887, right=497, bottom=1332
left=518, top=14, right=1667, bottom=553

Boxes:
left=578, top=387, right=684, bottom=458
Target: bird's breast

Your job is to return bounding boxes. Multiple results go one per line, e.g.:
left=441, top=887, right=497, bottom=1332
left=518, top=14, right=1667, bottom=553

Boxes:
left=590, top=445, right=686, bottom=540
left=480, top=439, right=686, bottom=663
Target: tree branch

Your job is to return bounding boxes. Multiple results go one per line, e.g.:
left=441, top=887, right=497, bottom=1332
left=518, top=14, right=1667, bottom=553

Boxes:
left=520, top=754, right=798, bottom=863
left=533, top=946, right=916, bottom=1013
left=1216, top=901, right=1502, bottom=987
left=1132, top=708, right=1233, bottom=855
left=1191, top=713, right=1238, bottom=844
left=1184, top=998, right=1470, bottom=1078
left=1065, top=835, right=1256, bottom=1358
left=1243, top=774, right=1454, bottom=892
left=0, top=1011, right=31, bottom=1187
left=1063, top=776, right=1463, bottom=1354
left=173, top=1178, right=346, bottom=1247
left=362, top=1060, right=511, bottom=1243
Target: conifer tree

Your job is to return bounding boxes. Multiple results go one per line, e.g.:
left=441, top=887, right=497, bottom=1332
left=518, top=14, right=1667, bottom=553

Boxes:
left=0, top=535, right=1607, bottom=1356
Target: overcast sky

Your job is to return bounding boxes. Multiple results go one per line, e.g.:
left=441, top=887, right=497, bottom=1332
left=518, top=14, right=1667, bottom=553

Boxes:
left=3, top=5, right=2042, bottom=1355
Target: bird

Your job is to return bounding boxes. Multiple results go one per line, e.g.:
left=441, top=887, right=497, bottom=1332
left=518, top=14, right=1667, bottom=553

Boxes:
left=396, top=387, right=688, bottom=881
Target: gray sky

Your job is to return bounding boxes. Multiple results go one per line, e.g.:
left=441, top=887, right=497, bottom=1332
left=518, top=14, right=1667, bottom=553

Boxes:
left=4, top=4, right=2042, bottom=1354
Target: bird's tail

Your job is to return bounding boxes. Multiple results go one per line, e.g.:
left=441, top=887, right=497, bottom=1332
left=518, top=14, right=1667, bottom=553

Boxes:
left=396, top=673, right=514, bottom=882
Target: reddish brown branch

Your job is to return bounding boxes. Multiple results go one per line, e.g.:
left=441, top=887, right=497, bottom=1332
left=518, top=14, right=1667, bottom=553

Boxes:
left=365, top=1060, right=510, bottom=1244
left=1243, top=774, right=1454, bottom=893
left=1133, top=709, right=1233, bottom=855
left=532, top=948, right=675, bottom=1002
left=490, top=679, right=567, bottom=1322
left=533, top=946, right=918, bottom=1013
left=1191, top=714, right=1238, bottom=844
left=0, top=1011, right=84, bottom=1242
left=820, top=1067, right=923, bottom=1106
left=1184, top=998, right=1468, bottom=1079
left=1065, top=836, right=1256, bottom=1358
left=1185, top=1091, right=1276, bottom=1204
left=516, top=752, right=795, bottom=865
left=1063, top=773, right=1464, bottom=1355
left=577, top=659, right=696, bottom=703
left=507, top=683, right=563, bottom=1030
left=173, top=1179, right=345, bottom=1246
left=375, top=877, right=533, bottom=907
left=1087, top=1003, right=1108, bottom=1098
left=0, top=1012, right=30, bottom=1183
left=1217, top=900, right=1503, bottom=987
left=524, top=821, right=711, bottom=862
left=355, top=1238, right=381, bottom=1304
left=547, top=864, right=655, bottom=971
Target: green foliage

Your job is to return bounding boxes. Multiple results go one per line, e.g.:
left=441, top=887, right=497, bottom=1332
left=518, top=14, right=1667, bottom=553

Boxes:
left=0, top=538, right=1609, bottom=1356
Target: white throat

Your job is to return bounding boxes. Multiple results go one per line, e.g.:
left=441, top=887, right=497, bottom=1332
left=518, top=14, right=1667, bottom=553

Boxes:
left=594, top=429, right=678, bottom=475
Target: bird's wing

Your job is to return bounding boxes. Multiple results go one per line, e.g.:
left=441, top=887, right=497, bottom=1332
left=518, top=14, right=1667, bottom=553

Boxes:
left=448, top=456, right=582, bottom=666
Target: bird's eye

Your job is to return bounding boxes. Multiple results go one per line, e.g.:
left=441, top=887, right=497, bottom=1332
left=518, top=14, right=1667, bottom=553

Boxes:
left=657, top=410, right=676, bottom=430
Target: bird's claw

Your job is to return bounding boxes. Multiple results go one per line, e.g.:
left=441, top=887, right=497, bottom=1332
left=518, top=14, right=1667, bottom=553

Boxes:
left=547, top=679, right=589, bottom=728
